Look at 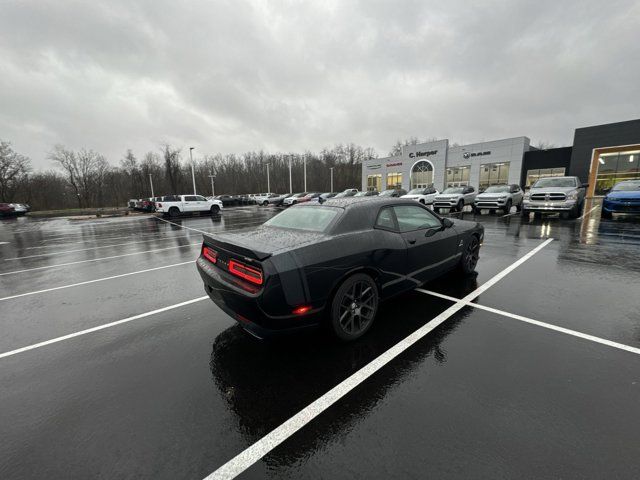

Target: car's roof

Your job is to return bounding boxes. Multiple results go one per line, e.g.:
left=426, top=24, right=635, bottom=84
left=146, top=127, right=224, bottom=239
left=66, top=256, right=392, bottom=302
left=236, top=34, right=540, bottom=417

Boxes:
left=321, top=196, right=410, bottom=209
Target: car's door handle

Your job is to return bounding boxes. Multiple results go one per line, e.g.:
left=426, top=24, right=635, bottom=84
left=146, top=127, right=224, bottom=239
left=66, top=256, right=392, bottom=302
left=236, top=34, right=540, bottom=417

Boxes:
left=407, top=238, right=416, bottom=245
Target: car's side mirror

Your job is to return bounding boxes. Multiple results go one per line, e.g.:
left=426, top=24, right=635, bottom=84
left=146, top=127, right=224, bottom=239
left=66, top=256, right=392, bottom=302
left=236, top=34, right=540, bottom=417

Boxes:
left=442, top=218, right=454, bottom=228
left=582, top=183, right=589, bottom=188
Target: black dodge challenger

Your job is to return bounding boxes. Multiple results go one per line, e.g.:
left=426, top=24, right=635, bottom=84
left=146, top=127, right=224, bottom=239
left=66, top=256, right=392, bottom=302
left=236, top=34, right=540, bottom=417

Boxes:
left=196, top=197, right=484, bottom=340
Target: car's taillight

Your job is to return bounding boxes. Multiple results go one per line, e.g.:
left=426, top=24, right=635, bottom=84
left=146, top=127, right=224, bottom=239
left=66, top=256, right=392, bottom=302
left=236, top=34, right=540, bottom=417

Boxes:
left=292, top=305, right=311, bottom=315
left=157, top=203, right=162, bottom=208
left=202, top=245, right=218, bottom=264
left=228, top=259, right=263, bottom=285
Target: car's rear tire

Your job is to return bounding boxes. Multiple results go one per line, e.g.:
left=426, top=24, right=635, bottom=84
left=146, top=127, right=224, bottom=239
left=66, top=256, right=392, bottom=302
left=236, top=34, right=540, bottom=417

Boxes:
left=168, top=207, right=179, bottom=218
left=210, top=205, right=220, bottom=215
left=330, top=273, right=378, bottom=341
left=459, top=236, right=480, bottom=275
left=601, top=209, right=612, bottom=219
left=262, top=200, right=268, bottom=206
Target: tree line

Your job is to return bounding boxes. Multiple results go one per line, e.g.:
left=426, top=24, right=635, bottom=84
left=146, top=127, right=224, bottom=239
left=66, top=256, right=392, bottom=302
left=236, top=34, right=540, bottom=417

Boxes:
left=0, top=140, right=377, bottom=211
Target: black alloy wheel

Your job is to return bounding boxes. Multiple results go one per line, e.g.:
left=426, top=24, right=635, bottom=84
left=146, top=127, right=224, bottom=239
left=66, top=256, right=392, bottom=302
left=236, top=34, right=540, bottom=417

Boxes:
left=459, top=236, right=480, bottom=275
left=263, top=200, right=269, bottom=206
left=169, top=207, right=179, bottom=218
left=210, top=205, right=220, bottom=215
left=330, top=274, right=378, bottom=341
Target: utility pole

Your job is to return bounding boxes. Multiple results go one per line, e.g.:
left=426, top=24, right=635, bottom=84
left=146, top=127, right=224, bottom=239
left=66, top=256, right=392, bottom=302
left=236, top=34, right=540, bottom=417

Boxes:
left=208, top=174, right=215, bottom=197
left=265, top=163, right=271, bottom=193
left=149, top=173, right=154, bottom=198
left=189, top=147, right=196, bottom=195
left=329, top=167, right=334, bottom=192
left=288, top=155, right=292, bottom=194
left=303, top=154, right=307, bottom=192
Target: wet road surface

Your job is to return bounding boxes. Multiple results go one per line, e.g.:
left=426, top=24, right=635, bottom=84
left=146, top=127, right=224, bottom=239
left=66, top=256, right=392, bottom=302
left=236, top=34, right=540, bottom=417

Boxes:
left=1, top=204, right=639, bottom=479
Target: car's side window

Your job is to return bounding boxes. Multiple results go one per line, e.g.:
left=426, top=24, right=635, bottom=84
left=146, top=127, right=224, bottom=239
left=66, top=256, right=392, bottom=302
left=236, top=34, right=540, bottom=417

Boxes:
left=393, top=205, right=442, bottom=232
left=375, top=207, right=397, bottom=231
left=184, top=195, right=197, bottom=202
left=195, top=195, right=207, bottom=201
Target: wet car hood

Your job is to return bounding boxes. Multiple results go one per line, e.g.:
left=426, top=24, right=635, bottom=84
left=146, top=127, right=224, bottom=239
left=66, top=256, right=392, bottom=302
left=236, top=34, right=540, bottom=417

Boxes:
left=606, top=191, right=640, bottom=200
left=530, top=186, right=578, bottom=193
left=476, top=192, right=508, bottom=198
left=435, top=194, right=463, bottom=199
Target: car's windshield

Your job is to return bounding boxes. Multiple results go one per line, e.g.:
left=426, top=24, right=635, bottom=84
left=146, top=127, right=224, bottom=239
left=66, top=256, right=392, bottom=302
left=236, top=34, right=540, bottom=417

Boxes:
left=443, top=187, right=464, bottom=194
left=612, top=181, right=640, bottom=191
left=379, top=190, right=397, bottom=196
left=264, top=206, right=339, bottom=232
left=407, top=188, right=426, bottom=195
left=533, top=178, right=577, bottom=188
left=484, top=185, right=510, bottom=193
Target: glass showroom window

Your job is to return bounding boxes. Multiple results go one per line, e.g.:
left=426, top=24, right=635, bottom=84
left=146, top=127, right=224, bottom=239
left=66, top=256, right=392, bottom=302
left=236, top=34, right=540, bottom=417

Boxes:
left=595, top=151, right=640, bottom=195
left=479, top=162, right=510, bottom=190
left=446, top=166, right=470, bottom=187
left=410, top=160, right=434, bottom=189
left=367, top=174, right=382, bottom=192
left=525, top=167, right=566, bottom=187
left=386, top=172, right=402, bottom=189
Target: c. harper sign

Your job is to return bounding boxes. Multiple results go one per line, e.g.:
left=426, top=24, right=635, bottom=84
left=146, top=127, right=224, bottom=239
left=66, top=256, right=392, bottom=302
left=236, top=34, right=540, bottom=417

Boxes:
left=409, top=150, right=438, bottom=159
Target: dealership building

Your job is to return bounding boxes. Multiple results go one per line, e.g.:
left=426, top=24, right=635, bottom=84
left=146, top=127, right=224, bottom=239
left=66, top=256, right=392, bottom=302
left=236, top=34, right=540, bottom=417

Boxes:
left=362, top=118, right=640, bottom=197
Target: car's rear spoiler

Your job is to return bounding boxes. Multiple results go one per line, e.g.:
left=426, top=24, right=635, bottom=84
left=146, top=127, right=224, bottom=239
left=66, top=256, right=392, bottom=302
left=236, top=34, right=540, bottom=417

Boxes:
left=202, top=233, right=273, bottom=261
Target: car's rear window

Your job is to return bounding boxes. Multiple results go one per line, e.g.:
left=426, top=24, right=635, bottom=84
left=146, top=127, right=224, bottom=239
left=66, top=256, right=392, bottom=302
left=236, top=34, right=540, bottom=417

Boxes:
left=265, top=206, right=339, bottom=232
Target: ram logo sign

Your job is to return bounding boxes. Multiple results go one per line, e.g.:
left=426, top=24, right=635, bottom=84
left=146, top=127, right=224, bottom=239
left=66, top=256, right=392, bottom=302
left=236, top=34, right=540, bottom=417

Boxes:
left=463, top=150, right=491, bottom=159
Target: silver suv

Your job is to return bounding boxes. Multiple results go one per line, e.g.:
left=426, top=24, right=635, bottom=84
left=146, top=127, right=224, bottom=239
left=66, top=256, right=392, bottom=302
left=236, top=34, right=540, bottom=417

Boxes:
left=433, top=186, right=477, bottom=213
left=522, top=176, right=587, bottom=218
left=473, top=184, right=523, bottom=214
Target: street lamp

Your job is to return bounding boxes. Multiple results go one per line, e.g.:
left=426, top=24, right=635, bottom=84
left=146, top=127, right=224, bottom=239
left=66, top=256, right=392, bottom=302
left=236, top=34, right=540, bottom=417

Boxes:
left=149, top=173, right=155, bottom=198
left=287, top=154, right=292, bottom=194
left=265, top=163, right=271, bottom=193
left=189, top=147, right=196, bottom=195
left=208, top=173, right=215, bottom=197
left=329, top=167, right=334, bottom=192
left=303, top=154, right=307, bottom=192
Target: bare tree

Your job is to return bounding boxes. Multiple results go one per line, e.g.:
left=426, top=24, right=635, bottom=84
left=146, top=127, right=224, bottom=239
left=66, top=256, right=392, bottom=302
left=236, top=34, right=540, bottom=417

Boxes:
left=0, top=140, right=31, bottom=201
left=161, top=144, right=181, bottom=194
left=534, top=141, right=557, bottom=150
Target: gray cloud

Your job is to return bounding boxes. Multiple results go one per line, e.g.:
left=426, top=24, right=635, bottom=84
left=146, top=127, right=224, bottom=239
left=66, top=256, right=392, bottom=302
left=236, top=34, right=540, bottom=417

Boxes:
left=1, top=0, right=638, bottom=168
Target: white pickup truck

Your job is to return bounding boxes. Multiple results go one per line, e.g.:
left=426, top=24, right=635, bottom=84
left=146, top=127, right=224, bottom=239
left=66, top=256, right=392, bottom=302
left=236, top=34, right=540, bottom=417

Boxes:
left=155, top=194, right=223, bottom=217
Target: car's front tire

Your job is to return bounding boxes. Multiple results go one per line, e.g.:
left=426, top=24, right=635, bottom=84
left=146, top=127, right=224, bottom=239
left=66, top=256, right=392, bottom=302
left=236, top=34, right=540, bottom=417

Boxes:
left=168, top=207, right=180, bottom=218
left=262, top=200, right=268, bottom=206
left=459, top=236, right=480, bottom=275
left=456, top=200, right=464, bottom=212
left=330, top=273, right=378, bottom=341
left=503, top=199, right=512, bottom=213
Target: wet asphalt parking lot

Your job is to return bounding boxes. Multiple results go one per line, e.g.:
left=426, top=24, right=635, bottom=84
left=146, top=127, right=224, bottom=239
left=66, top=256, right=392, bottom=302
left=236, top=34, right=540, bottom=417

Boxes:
left=1, top=201, right=639, bottom=479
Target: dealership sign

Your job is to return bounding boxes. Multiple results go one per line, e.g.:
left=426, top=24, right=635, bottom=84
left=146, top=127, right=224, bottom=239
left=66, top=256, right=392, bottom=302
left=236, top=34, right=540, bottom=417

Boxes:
left=409, top=150, right=438, bottom=159
left=367, top=164, right=381, bottom=170
left=463, top=150, right=491, bottom=159
left=386, top=162, right=403, bottom=167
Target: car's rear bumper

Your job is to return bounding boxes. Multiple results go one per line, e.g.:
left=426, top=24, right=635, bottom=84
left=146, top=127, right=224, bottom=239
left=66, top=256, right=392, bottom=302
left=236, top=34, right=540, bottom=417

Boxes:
left=196, top=257, right=323, bottom=338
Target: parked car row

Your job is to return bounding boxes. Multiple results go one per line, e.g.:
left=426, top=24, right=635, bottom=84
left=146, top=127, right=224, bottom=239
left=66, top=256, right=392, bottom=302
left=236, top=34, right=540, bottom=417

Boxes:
left=155, top=195, right=223, bottom=217
left=0, top=203, right=30, bottom=217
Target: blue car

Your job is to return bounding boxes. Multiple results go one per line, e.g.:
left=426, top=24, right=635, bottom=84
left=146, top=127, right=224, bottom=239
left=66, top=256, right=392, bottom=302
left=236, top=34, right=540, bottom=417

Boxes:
left=601, top=180, right=640, bottom=218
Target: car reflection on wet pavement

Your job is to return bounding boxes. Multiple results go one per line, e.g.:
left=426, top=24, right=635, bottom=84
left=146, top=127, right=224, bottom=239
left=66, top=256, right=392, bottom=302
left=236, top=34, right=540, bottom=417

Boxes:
left=1, top=203, right=639, bottom=479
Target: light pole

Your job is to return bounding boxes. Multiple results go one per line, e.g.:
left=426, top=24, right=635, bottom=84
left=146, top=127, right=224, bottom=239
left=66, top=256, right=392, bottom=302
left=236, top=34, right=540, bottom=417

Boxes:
left=189, top=147, right=196, bottom=195
left=288, top=155, right=292, bottom=194
left=208, top=174, right=215, bottom=197
left=303, top=154, right=307, bottom=192
left=329, top=167, right=334, bottom=192
left=265, top=163, right=271, bottom=193
left=149, top=173, right=155, bottom=198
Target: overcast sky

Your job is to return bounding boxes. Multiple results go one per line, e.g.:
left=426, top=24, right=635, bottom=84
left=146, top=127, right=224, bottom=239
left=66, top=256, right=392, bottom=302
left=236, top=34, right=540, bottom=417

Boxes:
left=1, top=0, right=638, bottom=168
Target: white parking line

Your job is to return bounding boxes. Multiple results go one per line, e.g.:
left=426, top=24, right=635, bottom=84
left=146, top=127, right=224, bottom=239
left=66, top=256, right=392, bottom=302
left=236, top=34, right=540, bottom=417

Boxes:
left=5, top=235, right=195, bottom=260
left=0, top=261, right=193, bottom=302
left=0, top=243, right=200, bottom=276
left=0, top=297, right=209, bottom=360
left=205, top=238, right=554, bottom=480
left=577, top=204, right=599, bottom=219
left=154, top=217, right=209, bottom=234
left=416, top=289, right=640, bottom=356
